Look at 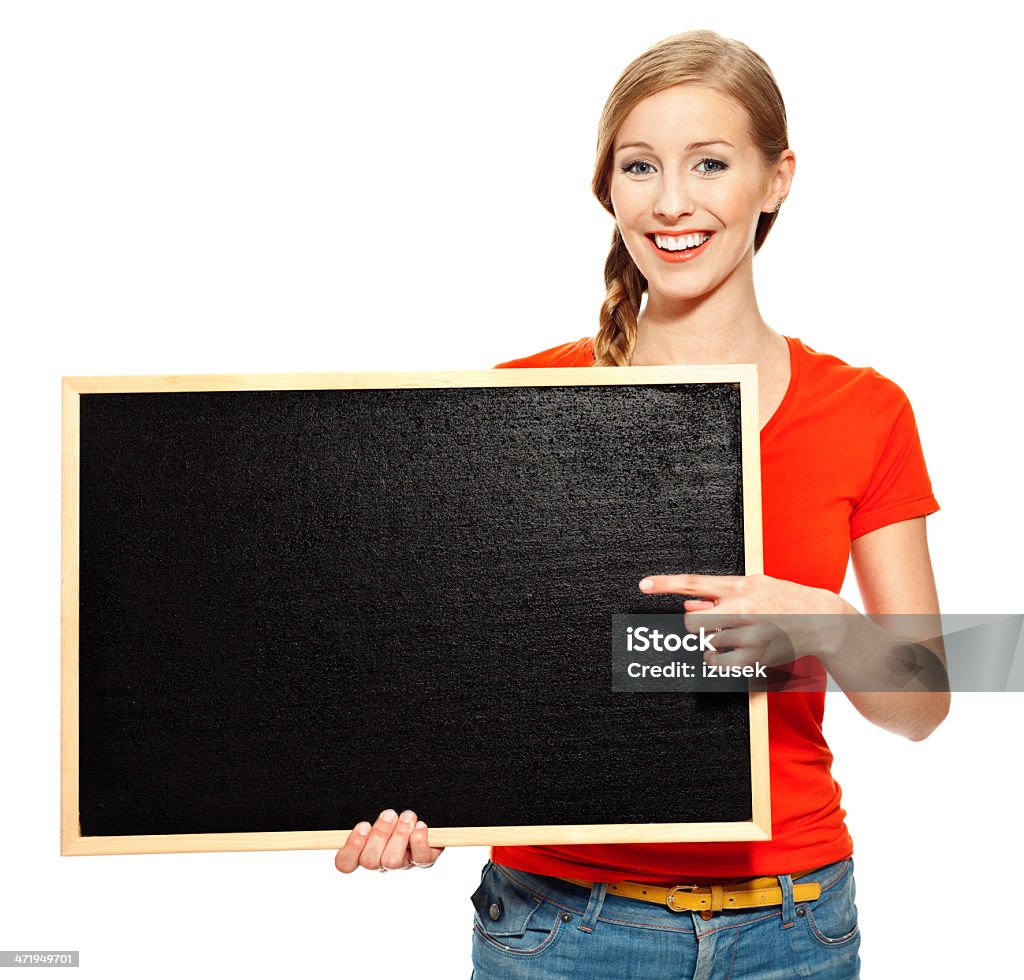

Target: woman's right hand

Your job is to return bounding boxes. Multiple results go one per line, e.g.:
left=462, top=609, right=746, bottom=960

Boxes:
left=334, top=809, right=445, bottom=873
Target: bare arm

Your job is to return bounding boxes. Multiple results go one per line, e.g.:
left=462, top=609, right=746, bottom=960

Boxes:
left=830, top=516, right=949, bottom=740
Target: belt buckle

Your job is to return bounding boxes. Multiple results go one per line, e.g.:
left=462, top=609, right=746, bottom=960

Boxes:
left=665, top=883, right=701, bottom=913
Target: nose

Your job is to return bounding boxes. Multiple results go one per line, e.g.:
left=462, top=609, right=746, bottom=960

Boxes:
left=653, top=173, right=695, bottom=223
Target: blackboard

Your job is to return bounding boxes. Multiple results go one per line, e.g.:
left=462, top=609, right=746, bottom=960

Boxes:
left=60, top=366, right=768, bottom=855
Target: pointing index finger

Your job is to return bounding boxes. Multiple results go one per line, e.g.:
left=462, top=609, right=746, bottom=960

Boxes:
left=639, top=574, right=735, bottom=597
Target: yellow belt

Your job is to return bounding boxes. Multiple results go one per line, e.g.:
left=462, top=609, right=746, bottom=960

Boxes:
left=560, top=871, right=822, bottom=920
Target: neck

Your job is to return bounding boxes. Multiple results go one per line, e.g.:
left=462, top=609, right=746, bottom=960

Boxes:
left=630, top=258, right=774, bottom=365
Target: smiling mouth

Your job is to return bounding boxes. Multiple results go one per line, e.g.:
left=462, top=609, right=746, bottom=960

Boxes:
left=647, top=232, right=714, bottom=253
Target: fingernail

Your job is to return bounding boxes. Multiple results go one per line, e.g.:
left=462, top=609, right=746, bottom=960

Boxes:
left=639, top=578, right=654, bottom=591
left=415, top=820, right=426, bottom=829
left=400, top=810, right=415, bottom=824
left=380, top=809, right=398, bottom=823
left=356, top=822, right=371, bottom=836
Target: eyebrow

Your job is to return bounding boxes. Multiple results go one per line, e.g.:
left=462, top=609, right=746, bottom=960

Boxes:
left=615, top=139, right=734, bottom=154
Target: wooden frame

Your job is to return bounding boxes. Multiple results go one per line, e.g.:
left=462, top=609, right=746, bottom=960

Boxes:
left=61, top=365, right=770, bottom=856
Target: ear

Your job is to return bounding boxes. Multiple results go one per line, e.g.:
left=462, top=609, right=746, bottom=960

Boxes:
left=761, top=149, right=796, bottom=213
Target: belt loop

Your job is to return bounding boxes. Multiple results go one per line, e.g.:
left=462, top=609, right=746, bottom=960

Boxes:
left=779, top=874, right=795, bottom=929
left=577, top=881, right=609, bottom=935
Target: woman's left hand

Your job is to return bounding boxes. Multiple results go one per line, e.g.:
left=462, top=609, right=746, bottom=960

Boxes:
left=638, top=573, right=851, bottom=673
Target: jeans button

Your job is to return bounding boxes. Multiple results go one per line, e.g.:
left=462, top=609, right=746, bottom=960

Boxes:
left=488, top=902, right=503, bottom=921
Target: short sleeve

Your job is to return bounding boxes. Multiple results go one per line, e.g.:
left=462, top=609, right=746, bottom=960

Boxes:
left=493, top=337, right=593, bottom=369
left=849, top=374, right=940, bottom=539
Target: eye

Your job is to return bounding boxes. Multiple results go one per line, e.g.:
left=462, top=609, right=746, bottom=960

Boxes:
left=696, top=157, right=728, bottom=175
left=621, top=159, right=656, bottom=176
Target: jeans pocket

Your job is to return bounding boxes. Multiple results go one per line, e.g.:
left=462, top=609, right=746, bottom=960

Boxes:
left=471, top=863, right=565, bottom=957
left=800, top=859, right=860, bottom=948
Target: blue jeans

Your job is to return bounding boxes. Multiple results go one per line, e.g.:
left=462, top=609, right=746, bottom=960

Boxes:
left=470, top=858, right=860, bottom=979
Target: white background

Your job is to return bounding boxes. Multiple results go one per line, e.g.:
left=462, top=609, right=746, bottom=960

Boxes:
left=2, top=2, right=1021, bottom=977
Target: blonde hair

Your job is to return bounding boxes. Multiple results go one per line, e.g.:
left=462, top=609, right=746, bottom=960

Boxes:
left=591, top=30, right=790, bottom=366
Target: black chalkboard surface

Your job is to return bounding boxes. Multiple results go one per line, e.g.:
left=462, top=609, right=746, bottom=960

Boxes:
left=60, top=367, right=768, bottom=855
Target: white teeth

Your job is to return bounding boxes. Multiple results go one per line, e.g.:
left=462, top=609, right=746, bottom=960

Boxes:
left=653, top=232, right=711, bottom=251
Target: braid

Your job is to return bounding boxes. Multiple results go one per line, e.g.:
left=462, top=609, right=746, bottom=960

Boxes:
left=592, top=228, right=647, bottom=367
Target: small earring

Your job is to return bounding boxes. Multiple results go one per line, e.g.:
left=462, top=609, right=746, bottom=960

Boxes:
left=773, top=198, right=783, bottom=213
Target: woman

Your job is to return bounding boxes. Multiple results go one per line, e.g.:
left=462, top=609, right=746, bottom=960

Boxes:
left=335, top=29, right=947, bottom=978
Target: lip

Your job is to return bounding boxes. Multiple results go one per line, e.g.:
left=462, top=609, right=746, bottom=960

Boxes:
left=646, top=231, right=714, bottom=263
left=649, top=228, right=713, bottom=237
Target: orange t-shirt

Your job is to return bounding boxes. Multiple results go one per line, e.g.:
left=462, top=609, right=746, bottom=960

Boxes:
left=490, top=334, right=939, bottom=882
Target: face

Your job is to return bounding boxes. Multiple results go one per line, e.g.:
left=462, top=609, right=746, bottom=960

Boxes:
left=609, top=84, right=790, bottom=306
